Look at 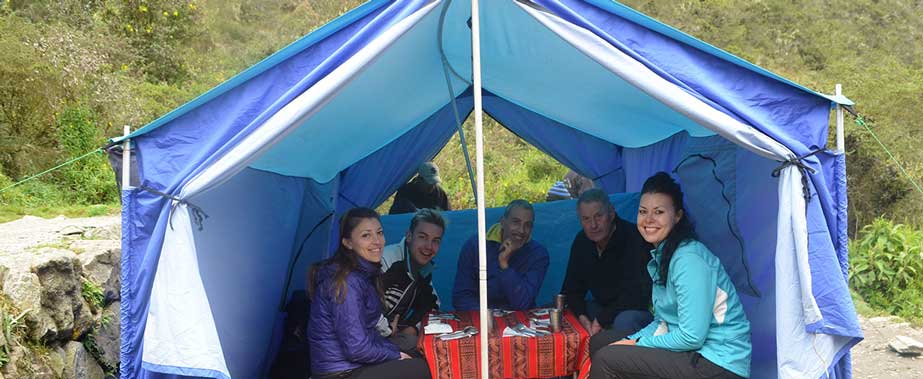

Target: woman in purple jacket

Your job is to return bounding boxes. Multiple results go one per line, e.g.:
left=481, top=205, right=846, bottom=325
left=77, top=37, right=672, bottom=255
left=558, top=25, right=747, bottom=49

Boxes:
left=308, top=208, right=431, bottom=379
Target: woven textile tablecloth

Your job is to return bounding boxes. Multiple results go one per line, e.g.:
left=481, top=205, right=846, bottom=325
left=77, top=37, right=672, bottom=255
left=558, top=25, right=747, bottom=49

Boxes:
left=418, top=310, right=591, bottom=379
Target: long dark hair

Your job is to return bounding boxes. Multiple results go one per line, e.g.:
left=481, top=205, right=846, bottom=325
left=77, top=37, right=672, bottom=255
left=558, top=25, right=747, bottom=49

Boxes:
left=307, top=207, right=382, bottom=303
left=641, top=172, right=697, bottom=285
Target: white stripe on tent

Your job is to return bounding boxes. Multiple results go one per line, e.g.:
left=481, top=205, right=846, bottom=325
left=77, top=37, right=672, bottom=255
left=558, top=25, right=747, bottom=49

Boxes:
left=144, top=203, right=230, bottom=378
left=142, top=3, right=442, bottom=376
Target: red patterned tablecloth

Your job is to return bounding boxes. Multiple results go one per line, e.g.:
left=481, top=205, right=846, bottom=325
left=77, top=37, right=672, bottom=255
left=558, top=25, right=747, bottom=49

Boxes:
left=418, top=310, right=591, bottom=379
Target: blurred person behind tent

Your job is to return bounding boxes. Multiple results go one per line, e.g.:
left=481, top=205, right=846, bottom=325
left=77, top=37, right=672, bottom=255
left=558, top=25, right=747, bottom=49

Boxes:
left=547, top=170, right=596, bottom=201
left=389, top=162, right=451, bottom=215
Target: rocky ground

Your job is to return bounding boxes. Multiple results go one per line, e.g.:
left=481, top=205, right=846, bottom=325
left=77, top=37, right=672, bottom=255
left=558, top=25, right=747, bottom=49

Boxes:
left=853, top=315, right=923, bottom=378
left=0, top=215, right=921, bottom=378
left=0, top=215, right=120, bottom=378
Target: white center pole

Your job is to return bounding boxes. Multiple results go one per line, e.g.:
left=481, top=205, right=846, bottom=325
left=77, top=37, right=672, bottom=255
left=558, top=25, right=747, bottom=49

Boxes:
left=470, top=0, right=489, bottom=377
left=122, top=125, right=131, bottom=189
left=835, top=84, right=845, bottom=153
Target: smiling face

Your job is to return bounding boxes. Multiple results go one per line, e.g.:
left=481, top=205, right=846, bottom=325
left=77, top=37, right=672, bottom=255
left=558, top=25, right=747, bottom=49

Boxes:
left=578, top=201, right=615, bottom=245
left=341, top=218, right=385, bottom=263
left=637, top=192, right=683, bottom=246
left=406, top=221, right=444, bottom=266
left=501, top=206, right=534, bottom=246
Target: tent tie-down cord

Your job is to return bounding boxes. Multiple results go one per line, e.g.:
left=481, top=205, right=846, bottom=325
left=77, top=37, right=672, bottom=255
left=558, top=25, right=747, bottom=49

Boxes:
left=851, top=114, right=923, bottom=195
left=673, top=154, right=761, bottom=298
left=138, top=185, right=209, bottom=231
left=771, top=149, right=824, bottom=202
left=438, top=0, right=478, bottom=204
left=278, top=211, right=335, bottom=311
left=0, top=147, right=105, bottom=194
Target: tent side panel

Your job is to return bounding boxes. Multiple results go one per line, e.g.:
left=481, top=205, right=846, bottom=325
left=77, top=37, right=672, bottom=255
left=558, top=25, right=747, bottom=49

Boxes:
left=734, top=147, right=783, bottom=378
left=621, top=132, right=689, bottom=192
left=121, top=188, right=175, bottom=379
left=188, top=168, right=310, bottom=378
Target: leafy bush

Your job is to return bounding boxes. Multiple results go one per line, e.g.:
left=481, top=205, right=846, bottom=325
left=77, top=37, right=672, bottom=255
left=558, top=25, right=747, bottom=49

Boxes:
left=100, top=0, right=203, bottom=83
left=849, top=218, right=923, bottom=322
left=51, top=106, right=118, bottom=205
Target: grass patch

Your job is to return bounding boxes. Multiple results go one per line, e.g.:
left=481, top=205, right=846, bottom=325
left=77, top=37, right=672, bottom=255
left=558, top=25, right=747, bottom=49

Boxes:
left=0, top=295, right=29, bottom=369
left=851, top=289, right=889, bottom=319
left=0, top=204, right=119, bottom=224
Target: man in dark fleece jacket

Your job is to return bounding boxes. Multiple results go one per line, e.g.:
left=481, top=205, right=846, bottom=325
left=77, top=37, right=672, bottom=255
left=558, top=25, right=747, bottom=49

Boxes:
left=452, top=200, right=549, bottom=311
left=561, top=189, right=653, bottom=336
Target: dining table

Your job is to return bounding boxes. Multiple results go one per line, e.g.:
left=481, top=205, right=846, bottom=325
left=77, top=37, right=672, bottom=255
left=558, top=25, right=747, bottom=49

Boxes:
left=417, top=309, right=591, bottom=379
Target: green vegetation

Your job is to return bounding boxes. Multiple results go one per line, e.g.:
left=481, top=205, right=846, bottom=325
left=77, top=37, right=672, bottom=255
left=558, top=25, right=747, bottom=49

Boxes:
left=81, top=279, right=106, bottom=312
left=849, top=218, right=923, bottom=324
left=430, top=116, right=569, bottom=209
left=0, top=297, right=29, bottom=369
left=1, top=0, right=921, bottom=322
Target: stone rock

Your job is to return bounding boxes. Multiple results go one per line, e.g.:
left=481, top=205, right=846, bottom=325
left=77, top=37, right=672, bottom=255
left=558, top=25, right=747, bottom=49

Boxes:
left=0, top=343, right=57, bottom=378
left=0, top=248, right=94, bottom=342
left=83, top=223, right=122, bottom=241
left=93, top=301, right=120, bottom=369
left=74, top=244, right=121, bottom=302
left=59, top=225, right=86, bottom=236
left=81, top=224, right=121, bottom=241
left=63, top=341, right=105, bottom=379
left=1, top=345, right=26, bottom=377
left=47, top=345, right=67, bottom=377
left=890, top=335, right=923, bottom=356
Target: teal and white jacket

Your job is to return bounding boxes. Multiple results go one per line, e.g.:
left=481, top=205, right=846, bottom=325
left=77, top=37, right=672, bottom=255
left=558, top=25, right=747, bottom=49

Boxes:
left=628, top=240, right=751, bottom=378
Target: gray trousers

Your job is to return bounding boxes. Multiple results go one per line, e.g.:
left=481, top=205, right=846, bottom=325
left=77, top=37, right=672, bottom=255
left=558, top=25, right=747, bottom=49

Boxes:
left=588, top=328, right=742, bottom=379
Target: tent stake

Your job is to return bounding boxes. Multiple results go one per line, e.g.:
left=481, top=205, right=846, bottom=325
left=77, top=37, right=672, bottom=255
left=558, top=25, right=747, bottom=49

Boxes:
left=470, top=0, right=489, bottom=378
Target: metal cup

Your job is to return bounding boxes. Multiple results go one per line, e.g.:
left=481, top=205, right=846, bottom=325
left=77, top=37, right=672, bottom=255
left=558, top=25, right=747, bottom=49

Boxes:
left=554, top=294, right=566, bottom=311
left=550, top=309, right=562, bottom=333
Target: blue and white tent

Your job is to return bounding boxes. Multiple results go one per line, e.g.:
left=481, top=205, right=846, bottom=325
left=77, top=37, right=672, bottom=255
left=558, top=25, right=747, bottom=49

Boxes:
left=113, top=0, right=861, bottom=378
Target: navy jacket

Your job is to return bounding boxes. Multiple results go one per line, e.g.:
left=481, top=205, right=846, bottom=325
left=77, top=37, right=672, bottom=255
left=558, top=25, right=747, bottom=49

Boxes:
left=308, top=259, right=400, bottom=375
left=452, top=233, right=550, bottom=311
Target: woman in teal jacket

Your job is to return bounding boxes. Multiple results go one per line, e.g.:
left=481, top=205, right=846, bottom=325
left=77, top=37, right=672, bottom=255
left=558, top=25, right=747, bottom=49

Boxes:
left=589, top=172, right=751, bottom=379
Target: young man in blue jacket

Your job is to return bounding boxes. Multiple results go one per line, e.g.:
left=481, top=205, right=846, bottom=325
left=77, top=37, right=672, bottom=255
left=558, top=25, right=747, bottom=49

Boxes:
left=452, top=200, right=550, bottom=311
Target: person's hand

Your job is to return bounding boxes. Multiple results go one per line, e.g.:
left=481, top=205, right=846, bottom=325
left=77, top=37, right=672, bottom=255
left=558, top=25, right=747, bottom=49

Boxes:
left=590, top=319, right=603, bottom=336
left=498, top=239, right=523, bottom=270
left=390, top=315, right=400, bottom=335
left=400, top=352, right=412, bottom=360
left=609, top=338, right=637, bottom=346
left=578, top=315, right=593, bottom=332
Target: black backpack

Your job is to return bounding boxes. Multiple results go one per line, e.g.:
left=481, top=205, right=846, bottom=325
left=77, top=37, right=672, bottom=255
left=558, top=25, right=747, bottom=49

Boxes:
left=269, top=290, right=311, bottom=379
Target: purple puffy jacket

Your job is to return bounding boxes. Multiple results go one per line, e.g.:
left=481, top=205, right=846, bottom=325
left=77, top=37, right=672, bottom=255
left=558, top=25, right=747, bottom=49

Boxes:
left=308, top=258, right=401, bottom=375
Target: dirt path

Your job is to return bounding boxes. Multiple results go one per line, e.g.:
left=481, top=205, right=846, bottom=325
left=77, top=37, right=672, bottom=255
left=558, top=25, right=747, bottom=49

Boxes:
left=0, top=214, right=119, bottom=254
left=1, top=215, right=921, bottom=377
left=853, top=316, right=923, bottom=378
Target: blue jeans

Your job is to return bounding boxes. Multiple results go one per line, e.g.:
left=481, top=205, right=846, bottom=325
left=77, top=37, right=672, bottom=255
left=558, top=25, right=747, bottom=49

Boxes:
left=610, top=309, right=653, bottom=335
left=585, top=301, right=653, bottom=335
